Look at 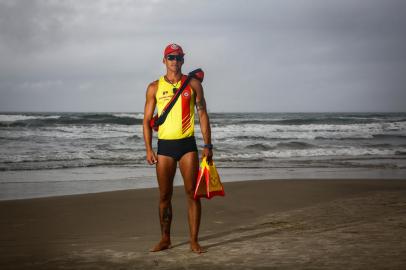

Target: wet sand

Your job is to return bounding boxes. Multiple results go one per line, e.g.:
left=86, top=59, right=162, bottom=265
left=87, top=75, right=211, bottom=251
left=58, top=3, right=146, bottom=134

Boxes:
left=1, top=179, right=406, bottom=269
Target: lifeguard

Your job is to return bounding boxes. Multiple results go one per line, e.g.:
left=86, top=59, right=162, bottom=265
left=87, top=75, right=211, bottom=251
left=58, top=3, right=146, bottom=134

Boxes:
left=143, top=43, right=213, bottom=253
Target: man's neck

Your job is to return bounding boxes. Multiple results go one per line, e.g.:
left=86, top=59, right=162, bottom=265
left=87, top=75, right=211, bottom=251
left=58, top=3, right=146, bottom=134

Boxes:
left=165, top=70, right=182, bottom=83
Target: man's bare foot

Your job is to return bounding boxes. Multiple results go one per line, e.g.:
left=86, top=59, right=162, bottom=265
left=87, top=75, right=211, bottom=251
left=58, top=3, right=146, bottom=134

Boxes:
left=190, top=242, right=206, bottom=254
left=150, top=239, right=172, bottom=252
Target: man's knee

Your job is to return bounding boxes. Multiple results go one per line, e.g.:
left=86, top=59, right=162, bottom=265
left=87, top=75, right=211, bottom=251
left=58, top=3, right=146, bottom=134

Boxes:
left=184, top=186, right=196, bottom=201
left=159, top=191, right=172, bottom=205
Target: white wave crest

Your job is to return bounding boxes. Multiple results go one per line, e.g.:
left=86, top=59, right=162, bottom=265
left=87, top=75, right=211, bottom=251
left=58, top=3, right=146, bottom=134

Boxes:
left=0, top=114, right=60, bottom=122
left=217, top=147, right=401, bottom=159
left=211, top=121, right=406, bottom=140
left=113, top=113, right=144, bottom=119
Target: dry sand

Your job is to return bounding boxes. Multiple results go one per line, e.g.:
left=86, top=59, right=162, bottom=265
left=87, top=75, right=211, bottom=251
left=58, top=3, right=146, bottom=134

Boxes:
left=1, top=179, right=406, bottom=269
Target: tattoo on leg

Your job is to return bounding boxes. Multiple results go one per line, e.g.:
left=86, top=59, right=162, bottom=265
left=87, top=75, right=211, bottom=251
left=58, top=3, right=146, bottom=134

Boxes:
left=162, top=206, right=172, bottom=235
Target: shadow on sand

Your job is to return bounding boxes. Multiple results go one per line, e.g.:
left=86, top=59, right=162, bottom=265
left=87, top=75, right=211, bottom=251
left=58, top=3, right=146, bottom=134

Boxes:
left=171, top=220, right=290, bottom=250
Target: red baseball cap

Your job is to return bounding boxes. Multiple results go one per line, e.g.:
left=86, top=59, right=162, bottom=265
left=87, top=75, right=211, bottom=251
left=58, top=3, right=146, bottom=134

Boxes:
left=164, top=43, right=185, bottom=57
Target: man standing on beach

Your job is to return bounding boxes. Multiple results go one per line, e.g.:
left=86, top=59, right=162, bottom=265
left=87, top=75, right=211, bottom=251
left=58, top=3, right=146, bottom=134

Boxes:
left=143, top=44, right=213, bottom=253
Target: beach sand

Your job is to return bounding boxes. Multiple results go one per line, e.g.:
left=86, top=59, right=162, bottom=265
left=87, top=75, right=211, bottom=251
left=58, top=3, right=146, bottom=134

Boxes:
left=1, top=179, right=406, bottom=269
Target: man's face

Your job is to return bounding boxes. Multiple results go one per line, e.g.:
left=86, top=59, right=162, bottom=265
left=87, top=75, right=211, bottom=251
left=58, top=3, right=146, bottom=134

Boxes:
left=163, top=52, right=184, bottom=72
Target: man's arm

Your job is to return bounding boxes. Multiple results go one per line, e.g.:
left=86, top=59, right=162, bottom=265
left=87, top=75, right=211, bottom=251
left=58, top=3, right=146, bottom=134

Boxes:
left=190, top=78, right=213, bottom=162
left=143, top=81, right=158, bottom=165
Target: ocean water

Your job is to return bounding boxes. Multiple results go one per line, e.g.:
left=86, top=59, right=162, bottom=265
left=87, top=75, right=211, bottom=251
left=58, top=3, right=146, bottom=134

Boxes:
left=1, top=112, right=406, bottom=200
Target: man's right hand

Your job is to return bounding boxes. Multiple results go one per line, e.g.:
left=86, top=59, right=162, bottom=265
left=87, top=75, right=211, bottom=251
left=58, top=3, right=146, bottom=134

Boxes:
left=146, top=150, right=158, bottom=165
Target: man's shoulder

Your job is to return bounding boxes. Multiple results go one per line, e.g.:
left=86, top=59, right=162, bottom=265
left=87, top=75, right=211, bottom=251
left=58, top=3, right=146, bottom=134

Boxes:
left=145, top=80, right=159, bottom=98
left=189, top=77, right=203, bottom=93
left=147, top=80, right=159, bottom=91
left=189, top=77, right=201, bottom=85
left=149, top=79, right=159, bottom=87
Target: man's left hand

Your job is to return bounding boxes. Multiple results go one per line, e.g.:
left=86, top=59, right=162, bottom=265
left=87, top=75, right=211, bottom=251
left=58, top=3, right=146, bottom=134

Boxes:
left=202, top=148, right=213, bottom=164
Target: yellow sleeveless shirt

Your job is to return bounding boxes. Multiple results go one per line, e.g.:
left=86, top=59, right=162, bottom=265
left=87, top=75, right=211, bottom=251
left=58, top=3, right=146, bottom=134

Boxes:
left=156, top=75, right=195, bottom=140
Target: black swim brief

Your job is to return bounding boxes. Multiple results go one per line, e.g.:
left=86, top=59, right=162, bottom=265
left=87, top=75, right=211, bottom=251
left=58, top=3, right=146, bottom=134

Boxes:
left=157, top=136, right=198, bottom=161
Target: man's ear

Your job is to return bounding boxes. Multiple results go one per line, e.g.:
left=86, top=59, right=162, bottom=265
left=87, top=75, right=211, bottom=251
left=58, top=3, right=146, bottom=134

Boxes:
left=162, top=57, right=166, bottom=64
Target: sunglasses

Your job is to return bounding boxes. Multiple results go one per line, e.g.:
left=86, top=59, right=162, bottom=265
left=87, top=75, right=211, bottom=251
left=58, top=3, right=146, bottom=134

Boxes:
left=166, top=55, right=184, bottom=61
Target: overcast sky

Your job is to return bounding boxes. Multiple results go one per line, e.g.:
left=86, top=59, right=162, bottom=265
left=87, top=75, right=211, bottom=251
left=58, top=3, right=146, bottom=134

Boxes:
left=0, top=0, right=405, bottom=112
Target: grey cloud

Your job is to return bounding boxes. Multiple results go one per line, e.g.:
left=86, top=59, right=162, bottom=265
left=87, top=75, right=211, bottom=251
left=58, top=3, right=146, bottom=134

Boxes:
left=0, top=0, right=75, bottom=53
left=0, top=0, right=405, bottom=112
